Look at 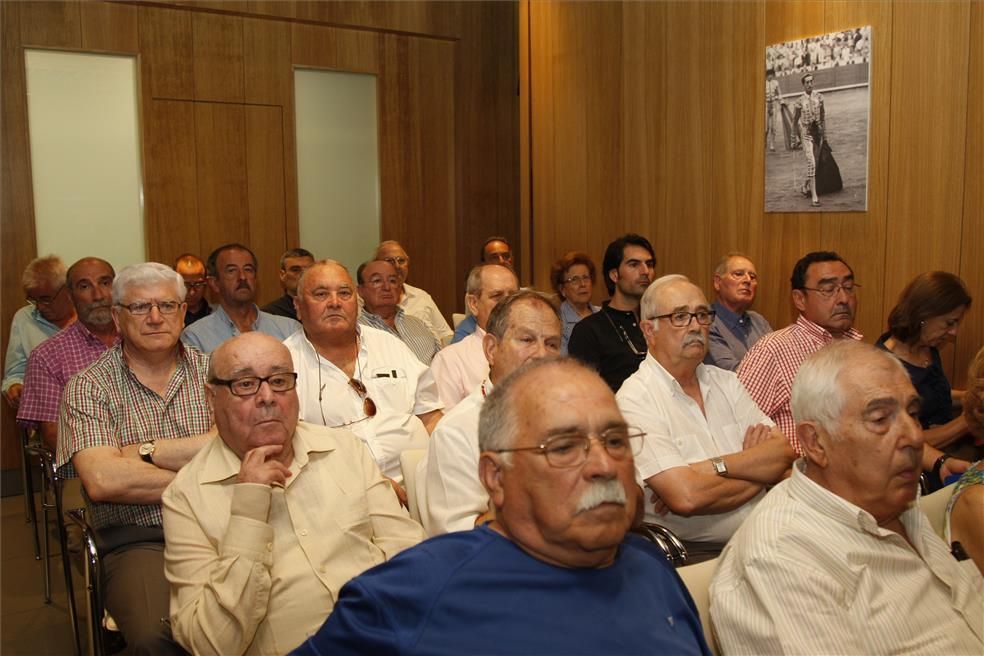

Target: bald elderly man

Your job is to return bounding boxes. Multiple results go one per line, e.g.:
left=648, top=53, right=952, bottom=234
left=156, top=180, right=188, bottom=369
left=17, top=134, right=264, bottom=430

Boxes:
left=163, top=333, right=424, bottom=656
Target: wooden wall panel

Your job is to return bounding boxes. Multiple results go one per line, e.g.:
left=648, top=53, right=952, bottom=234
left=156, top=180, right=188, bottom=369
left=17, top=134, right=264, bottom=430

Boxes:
left=955, top=1, right=984, bottom=389
left=245, top=105, right=288, bottom=304
left=194, top=102, right=249, bottom=254
left=1, top=0, right=517, bottom=477
left=81, top=1, right=138, bottom=53
left=192, top=12, right=245, bottom=103
left=755, top=1, right=825, bottom=328
left=1, top=2, right=37, bottom=471
left=243, top=17, right=290, bottom=105
left=819, top=2, right=892, bottom=346
left=525, top=0, right=982, bottom=382
left=139, top=5, right=194, bottom=100
left=885, top=2, right=970, bottom=379
left=18, top=0, right=81, bottom=48
left=143, top=99, right=200, bottom=264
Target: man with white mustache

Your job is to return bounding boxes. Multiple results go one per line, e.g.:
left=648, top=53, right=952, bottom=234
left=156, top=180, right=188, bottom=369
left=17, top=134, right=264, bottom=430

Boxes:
left=618, top=275, right=795, bottom=562
left=19, top=257, right=120, bottom=450
left=292, top=357, right=710, bottom=656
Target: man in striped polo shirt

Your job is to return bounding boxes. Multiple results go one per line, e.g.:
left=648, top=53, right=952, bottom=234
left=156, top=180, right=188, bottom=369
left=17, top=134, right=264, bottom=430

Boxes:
left=357, top=259, right=440, bottom=365
left=712, top=341, right=983, bottom=654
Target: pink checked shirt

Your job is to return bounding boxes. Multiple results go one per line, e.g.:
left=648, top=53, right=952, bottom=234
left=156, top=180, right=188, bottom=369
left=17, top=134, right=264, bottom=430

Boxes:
left=18, top=321, right=118, bottom=426
left=737, top=314, right=862, bottom=453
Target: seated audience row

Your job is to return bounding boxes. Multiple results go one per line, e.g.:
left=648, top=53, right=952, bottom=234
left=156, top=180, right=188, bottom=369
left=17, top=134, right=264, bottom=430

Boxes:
left=5, top=234, right=982, bottom=656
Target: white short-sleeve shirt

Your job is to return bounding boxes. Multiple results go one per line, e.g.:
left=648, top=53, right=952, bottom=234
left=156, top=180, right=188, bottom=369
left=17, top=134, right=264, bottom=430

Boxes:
left=617, top=354, right=773, bottom=542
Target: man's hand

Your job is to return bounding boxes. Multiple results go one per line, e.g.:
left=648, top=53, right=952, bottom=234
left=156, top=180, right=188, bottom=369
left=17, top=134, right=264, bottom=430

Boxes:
left=742, top=423, right=772, bottom=450
left=648, top=488, right=670, bottom=516
left=387, top=477, right=409, bottom=509
left=3, top=383, right=23, bottom=409
left=237, top=445, right=292, bottom=488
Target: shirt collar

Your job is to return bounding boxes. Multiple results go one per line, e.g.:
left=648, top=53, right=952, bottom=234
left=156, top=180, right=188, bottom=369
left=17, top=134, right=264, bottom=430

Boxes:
left=644, top=352, right=711, bottom=397
left=788, top=459, right=923, bottom=539
left=213, top=304, right=262, bottom=331
left=73, top=320, right=120, bottom=347
left=795, top=314, right=864, bottom=343
left=712, top=300, right=748, bottom=331
left=200, top=421, right=338, bottom=484
left=30, top=305, right=62, bottom=331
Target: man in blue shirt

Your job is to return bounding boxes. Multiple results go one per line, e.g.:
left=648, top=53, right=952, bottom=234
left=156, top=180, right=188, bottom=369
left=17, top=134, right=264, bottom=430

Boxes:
left=704, top=253, right=772, bottom=371
left=182, top=243, right=299, bottom=353
left=292, top=357, right=709, bottom=656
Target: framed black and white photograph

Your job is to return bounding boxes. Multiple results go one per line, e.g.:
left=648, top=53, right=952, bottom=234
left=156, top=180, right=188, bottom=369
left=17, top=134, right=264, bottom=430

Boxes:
left=765, top=26, right=871, bottom=213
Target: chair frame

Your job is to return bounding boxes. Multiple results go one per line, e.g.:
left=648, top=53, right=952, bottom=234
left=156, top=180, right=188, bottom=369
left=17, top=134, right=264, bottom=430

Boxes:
left=631, top=522, right=689, bottom=567
left=20, top=427, right=41, bottom=558
left=67, top=507, right=108, bottom=656
left=25, top=441, right=83, bottom=656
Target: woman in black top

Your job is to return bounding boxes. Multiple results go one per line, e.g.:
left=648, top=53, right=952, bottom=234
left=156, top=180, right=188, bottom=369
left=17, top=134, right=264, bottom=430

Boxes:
left=876, top=271, right=972, bottom=449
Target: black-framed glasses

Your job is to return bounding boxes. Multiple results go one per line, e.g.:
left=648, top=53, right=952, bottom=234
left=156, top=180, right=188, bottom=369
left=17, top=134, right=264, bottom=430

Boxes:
left=27, top=284, right=66, bottom=306
left=651, top=310, right=716, bottom=328
left=563, top=274, right=592, bottom=286
left=492, top=426, right=645, bottom=469
left=210, top=372, right=298, bottom=397
left=800, top=282, right=860, bottom=298
left=117, top=300, right=183, bottom=315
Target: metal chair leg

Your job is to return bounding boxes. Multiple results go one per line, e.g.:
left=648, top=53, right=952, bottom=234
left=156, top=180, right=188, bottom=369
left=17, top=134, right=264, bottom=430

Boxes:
left=68, top=508, right=107, bottom=656
left=20, top=428, right=41, bottom=559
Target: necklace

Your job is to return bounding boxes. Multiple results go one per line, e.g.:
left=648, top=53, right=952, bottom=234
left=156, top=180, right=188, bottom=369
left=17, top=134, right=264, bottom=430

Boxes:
left=602, top=306, right=646, bottom=358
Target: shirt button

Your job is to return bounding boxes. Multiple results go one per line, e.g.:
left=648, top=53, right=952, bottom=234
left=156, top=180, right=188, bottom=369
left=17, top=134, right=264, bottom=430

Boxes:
left=266, top=543, right=273, bottom=551
left=299, top=529, right=308, bottom=537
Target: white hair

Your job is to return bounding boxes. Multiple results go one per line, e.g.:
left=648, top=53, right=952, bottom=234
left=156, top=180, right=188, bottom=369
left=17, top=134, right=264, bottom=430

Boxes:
left=791, top=340, right=908, bottom=435
left=112, top=262, right=186, bottom=304
left=640, top=274, right=691, bottom=325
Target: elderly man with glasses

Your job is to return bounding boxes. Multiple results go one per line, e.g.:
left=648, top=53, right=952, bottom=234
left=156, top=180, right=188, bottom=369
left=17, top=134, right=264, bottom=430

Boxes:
left=292, top=356, right=710, bottom=656
left=163, top=332, right=423, bottom=656
left=57, top=262, right=214, bottom=655
left=374, top=240, right=454, bottom=345
left=738, top=251, right=970, bottom=483
left=617, top=275, right=795, bottom=562
left=3, top=255, right=77, bottom=409
left=284, top=260, right=442, bottom=489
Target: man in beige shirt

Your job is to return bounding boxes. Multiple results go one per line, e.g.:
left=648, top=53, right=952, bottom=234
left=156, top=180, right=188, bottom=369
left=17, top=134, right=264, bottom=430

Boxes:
left=162, top=332, right=424, bottom=656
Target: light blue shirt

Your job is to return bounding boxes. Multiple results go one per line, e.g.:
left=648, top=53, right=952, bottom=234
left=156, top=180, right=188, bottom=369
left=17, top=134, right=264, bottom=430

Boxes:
left=181, top=304, right=300, bottom=354
left=559, top=299, right=600, bottom=354
left=3, top=305, right=61, bottom=391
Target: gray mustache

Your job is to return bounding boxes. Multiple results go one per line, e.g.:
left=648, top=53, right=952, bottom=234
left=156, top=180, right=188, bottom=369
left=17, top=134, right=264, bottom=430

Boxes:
left=683, top=333, right=707, bottom=347
left=574, top=479, right=627, bottom=515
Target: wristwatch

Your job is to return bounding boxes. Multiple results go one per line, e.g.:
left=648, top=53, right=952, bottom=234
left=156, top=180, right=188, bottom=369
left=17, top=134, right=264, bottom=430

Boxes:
left=711, top=456, right=728, bottom=477
left=138, top=441, right=156, bottom=465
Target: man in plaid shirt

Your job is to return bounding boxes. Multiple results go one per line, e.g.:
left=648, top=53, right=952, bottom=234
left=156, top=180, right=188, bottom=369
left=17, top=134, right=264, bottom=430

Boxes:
left=737, top=252, right=970, bottom=486
left=18, top=257, right=119, bottom=449
left=57, top=262, right=214, bottom=656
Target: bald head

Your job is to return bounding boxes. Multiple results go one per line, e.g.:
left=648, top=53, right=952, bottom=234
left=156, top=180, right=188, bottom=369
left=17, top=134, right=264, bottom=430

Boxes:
left=66, top=257, right=116, bottom=327
left=207, top=332, right=300, bottom=461
left=375, top=240, right=410, bottom=284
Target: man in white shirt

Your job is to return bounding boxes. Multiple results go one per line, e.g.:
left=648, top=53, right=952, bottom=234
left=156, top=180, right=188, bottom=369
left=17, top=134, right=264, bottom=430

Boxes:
left=430, top=264, right=518, bottom=411
left=617, top=275, right=794, bottom=561
left=163, top=332, right=423, bottom=656
left=375, top=240, right=454, bottom=345
left=711, top=340, right=983, bottom=654
left=423, top=290, right=561, bottom=534
left=284, top=260, right=443, bottom=483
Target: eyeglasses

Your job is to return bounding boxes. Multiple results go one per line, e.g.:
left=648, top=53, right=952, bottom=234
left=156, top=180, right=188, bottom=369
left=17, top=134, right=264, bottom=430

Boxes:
left=348, top=378, right=377, bottom=419
left=117, top=301, right=182, bottom=315
left=366, top=277, right=398, bottom=288
left=651, top=310, right=716, bottom=328
left=27, top=284, right=66, bottom=306
left=563, top=274, right=592, bottom=286
left=383, top=256, right=409, bottom=266
left=800, top=282, right=860, bottom=298
left=210, top=372, right=298, bottom=397
left=492, top=426, right=645, bottom=469
left=184, top=281, right=207, bottom=289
